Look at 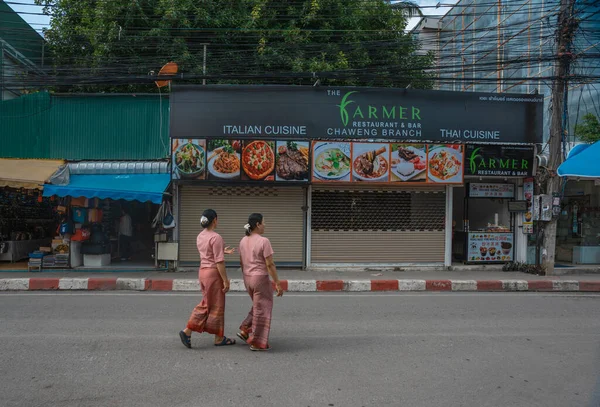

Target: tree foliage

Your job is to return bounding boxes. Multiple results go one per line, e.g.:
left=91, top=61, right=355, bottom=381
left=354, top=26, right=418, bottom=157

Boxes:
left=574, top=113, right=600, bottom=143
left=36, top=0, right=433, bottom=92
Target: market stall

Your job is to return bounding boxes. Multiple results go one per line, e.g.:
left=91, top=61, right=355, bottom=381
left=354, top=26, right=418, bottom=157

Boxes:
left=0, top=158, right=65, bottom=264
left=42, top=172, right=172, bottom=268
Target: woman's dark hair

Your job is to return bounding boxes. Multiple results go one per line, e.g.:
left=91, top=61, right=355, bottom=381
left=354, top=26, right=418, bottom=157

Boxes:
left=244, top=213, right=263, bottom=236
left=200, top=209, right=217, bottom=228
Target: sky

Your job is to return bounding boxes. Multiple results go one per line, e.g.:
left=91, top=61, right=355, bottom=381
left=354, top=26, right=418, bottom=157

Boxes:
left=6, top=0, right=50, bottom=35
left=7, top=0, right=455, bottom=37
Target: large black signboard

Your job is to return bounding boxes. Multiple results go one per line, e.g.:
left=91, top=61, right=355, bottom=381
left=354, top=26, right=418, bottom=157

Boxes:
left=171, top=85, right=544, bottom=144
left=465, top=144, right=535, bottom=177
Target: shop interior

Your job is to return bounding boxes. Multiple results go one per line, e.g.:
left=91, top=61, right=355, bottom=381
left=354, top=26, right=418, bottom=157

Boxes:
left=0, top=188, right=168, bottom=270
left=0, top=188, right=57, bottom=269
left=452, top=184, right=515, bottom=264
left=555, top=180, right=600, bottom=264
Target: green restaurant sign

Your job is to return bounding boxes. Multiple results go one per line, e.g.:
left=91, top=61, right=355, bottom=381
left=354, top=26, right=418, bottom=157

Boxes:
left=465, top=145, right=534, bottom=177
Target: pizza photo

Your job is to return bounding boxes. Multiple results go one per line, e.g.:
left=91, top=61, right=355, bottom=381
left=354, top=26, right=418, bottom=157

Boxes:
left=242, top=140, right=276, bottom=181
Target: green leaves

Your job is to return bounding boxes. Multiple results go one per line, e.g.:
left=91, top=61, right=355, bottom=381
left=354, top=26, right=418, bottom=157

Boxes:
left=38, top=0, right=433, bottom=92
left=574, top=113, right=600, bottom=143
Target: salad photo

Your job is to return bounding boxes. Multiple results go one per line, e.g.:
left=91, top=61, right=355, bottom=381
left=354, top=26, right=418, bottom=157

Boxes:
left=172, top=139, right=206, bottom=180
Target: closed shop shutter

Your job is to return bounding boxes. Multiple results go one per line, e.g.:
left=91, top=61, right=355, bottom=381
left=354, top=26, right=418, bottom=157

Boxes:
left=179, top=185, right=305, bottom=265
left=311, top=185, right=446, bottom=264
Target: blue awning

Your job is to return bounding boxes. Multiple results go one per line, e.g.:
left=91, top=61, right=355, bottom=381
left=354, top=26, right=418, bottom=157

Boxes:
left=43, top=174, right=171, bottom=204
left=557, top=141, right=600, bottom=179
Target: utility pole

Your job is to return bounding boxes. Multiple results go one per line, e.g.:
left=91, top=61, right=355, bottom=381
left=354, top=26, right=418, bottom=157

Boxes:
left=541, top=0, right=578, bottom=275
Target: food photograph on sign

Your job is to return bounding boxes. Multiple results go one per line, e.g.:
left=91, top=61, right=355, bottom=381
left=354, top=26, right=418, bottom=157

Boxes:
left=390, top=143, right=427, bottom=182
left=275, top=141, right=310, bottom=182
left=172, top=139, right=206, bottom=180
left=468, top=233, right=514, bottom=262
left=427, top=144, right=464, bottom=184
left=206, top=139, right=242, bottom=181
left=312, top=141, right=352, bottom=182
left=352, top=143, right=390, bottom=182
left=240, top=140, right=276, bottom=181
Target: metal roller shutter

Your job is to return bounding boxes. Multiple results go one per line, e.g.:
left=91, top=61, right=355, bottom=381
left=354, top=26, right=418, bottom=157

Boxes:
left=311, top=185, right=446, bottom=264
left=179, top=185, right=305, bottom=265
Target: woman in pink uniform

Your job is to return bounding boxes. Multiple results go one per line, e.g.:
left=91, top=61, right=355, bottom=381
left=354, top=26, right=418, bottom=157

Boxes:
left=236, top=213, right=283, bottom=351
left=179, top=209, right=236, bottom=348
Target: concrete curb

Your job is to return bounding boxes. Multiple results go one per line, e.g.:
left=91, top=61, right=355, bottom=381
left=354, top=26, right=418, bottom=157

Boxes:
left=1, top=278, right=599, bottom=292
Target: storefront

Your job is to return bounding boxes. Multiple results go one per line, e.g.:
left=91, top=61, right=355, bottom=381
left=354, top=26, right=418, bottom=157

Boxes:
left=170, top=85, right=543, bottom=268
left=556, top=142, right=600, bottom=264
left=41, top=162, right=172, bottom=269
left=0, top=159, right=65, bottom=264
left=452, top=145, right=535, bottom=265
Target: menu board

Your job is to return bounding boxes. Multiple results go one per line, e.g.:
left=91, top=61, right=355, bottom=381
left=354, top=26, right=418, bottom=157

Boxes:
left=172, top=139, right=466, bottom=185
left=469, top=183, right=515, bottom=198
left=522, top=179, right=534, bottom=234
left=312, top=141, right=464, bottom=184
left=467, top=232, right=514, bottom=263
left=172, top=139, right=310, bottom=182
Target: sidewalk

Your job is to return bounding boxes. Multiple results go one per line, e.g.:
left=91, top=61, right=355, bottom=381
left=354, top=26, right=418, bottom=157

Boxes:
left=1, top=268, right=600, bottom=292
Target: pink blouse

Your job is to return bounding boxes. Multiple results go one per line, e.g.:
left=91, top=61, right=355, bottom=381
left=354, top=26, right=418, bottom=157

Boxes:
left=239, top=234, right=275, bottom=276
left=196, top=229, right=225, bottom=269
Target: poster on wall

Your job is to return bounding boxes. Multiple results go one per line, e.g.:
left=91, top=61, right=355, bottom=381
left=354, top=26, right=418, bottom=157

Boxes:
left=467, top=232, right=514, bottom=263
left=312, top=141, right=352, bottom=182
left=523, top=178, right=534, bottom=233
left=390, top=144, right=427, bottom=183
left=172, top=139, right=206, bottom=180
left=275, top=141, right=310, bottom=182
left=241, top=140, right=276, bottom=181
left=352, top=143, right=390, bottom=182
left=206, top=140, right=242, bottom=181
left=427, top=144, right=464, bottom=184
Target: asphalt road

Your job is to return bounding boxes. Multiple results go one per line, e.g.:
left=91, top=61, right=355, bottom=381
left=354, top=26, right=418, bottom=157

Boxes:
left=1, top=292, right=599, bottom=407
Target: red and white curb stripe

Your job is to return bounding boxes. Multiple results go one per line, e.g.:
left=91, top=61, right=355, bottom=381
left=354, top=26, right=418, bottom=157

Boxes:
left=0, top=278, right=599, bottom=292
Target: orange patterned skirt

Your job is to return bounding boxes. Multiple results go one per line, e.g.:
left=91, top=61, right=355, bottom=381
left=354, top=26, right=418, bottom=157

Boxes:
left=186, top=267, right=225, bottom=337
left=239, top=275, right=274, bottom=349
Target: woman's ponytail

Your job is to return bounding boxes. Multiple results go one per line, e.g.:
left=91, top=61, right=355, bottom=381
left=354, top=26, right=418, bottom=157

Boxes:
left=244, top=213, right=263, bottom=236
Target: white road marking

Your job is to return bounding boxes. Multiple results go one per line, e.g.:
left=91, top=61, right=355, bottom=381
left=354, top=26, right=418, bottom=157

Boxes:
left=0, top=292, right=598, bottom=298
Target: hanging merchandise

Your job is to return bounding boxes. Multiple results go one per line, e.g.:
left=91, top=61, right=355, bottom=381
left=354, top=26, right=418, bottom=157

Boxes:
left=71, top=227, right=91, bottom=242
left=73, top=208, right=87, bottom=224
left=163, top=202, right=176, bottom=229
left=71, top=197, right=86, bottom=207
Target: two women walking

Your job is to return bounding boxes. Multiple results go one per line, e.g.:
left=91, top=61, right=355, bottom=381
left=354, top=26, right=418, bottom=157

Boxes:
left=179, top=209, right=282, bottom=351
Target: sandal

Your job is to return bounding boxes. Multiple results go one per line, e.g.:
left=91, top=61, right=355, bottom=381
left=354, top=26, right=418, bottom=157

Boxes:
left=250, top=345, right=271, bottom=351
left=236, top=331, right=249, bottom=343
left=214, top=336, right=236, bottom=346
left=179, top=331, right=191, bottom=349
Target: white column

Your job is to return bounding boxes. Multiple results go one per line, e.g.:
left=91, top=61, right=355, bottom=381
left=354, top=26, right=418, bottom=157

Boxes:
left=444, top=185, right=453, bottom=268
left=515, top=179, right=527, bottom=263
